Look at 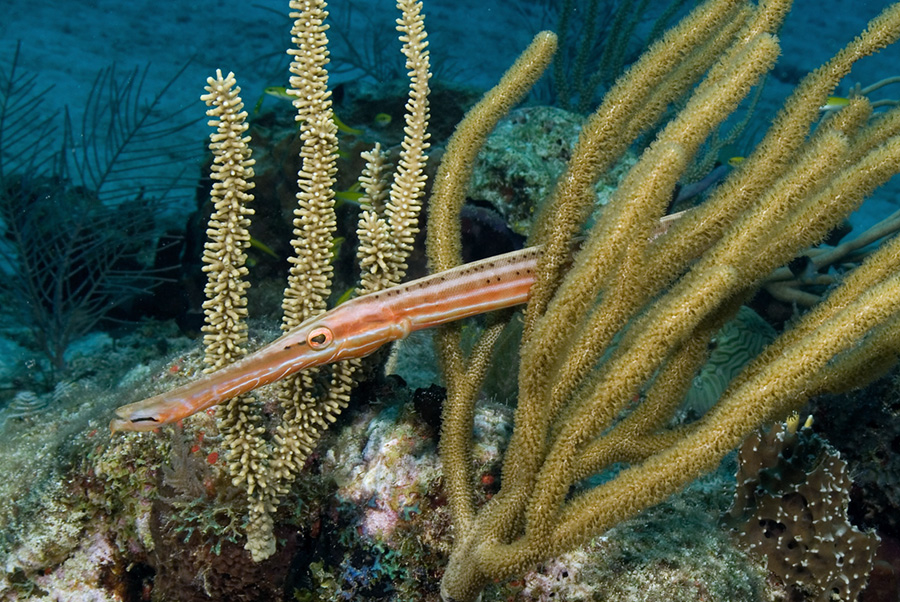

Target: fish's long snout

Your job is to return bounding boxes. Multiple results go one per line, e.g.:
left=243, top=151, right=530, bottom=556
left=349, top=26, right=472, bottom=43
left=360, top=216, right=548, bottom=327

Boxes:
left=110, top=401, right=163, bottom=432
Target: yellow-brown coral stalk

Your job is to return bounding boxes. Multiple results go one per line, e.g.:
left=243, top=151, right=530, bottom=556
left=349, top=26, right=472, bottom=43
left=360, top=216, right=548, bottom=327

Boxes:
left=199, top=0, right=435, bottom=562
left=436, top=1, right=900, bottom=600
left=199, top=70, right=255, bottom=372
left=199, top=69, right=269, bottom=500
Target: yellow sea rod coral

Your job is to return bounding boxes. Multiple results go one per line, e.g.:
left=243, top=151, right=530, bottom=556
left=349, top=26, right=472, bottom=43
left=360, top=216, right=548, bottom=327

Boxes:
left=199, top=69, right=255, bottom=371
left=435, top=1, right=900, bottom=600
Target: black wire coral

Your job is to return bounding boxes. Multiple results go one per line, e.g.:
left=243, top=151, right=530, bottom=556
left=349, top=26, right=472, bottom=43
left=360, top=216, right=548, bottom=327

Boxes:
left=0, top=42, right=198, bottom=379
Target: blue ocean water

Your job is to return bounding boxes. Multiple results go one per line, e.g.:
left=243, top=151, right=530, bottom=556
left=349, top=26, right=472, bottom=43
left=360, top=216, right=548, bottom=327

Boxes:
left=1, top=0, right=896, bottom=223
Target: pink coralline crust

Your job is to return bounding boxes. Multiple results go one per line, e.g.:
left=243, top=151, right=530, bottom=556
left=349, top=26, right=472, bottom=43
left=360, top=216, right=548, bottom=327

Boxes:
left=31, top=531, right=121, bottom=602
left=362, top=506, right=400, bottom=539
left=344, top=429, right=430, bottom=503
left=325, top=406, right=442, bottom=540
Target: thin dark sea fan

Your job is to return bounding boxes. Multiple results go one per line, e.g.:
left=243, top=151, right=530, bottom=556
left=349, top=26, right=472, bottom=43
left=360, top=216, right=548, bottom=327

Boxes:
left=67, top=61, right=198, bottom=206
left=0, top=47, right=199, bottom=379
left=250, top=4, right=296, bottom=84
left=328, top=0, right=405, bottom=83
left=507, top=0, right=560, bottom=32
left=0, top=179, right=170, bottom=373
left=532, top=0, right=691, bottom=110
left=0, top=41, right=59, bottom=184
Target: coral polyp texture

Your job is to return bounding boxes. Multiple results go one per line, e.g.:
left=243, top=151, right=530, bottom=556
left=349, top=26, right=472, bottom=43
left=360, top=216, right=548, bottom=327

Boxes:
left=727, top=417, right=880, bottom=602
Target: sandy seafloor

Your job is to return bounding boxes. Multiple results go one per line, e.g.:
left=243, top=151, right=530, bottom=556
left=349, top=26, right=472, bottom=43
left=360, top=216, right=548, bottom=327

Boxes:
left=0, top=0, right=899, bottom=599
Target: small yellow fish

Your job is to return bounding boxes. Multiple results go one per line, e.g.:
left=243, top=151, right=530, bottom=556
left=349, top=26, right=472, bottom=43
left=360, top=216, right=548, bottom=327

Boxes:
left=331, top=236, right=345, bottom=262
left=727, top=156, right=744, bottom=167
left=334, top=182, right=364, bottom=207
left=332, top=113, right=363, bottom=136
left=249, top=236, right=279, bottom=259
left=257, top=87, right=364, bottom=136
left=254, top=86, right=294, bottom=113
left=820, top=96, right=850, bottom=111
left=373, top=112, right=392, bottom=127
left=264, top=85, right=294, bottom=100
left=334, top=286, right=355, bottom=306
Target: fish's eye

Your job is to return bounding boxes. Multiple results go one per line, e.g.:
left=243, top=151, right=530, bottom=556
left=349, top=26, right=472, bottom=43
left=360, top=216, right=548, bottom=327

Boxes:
left=307, top=326, right=334, bottom=349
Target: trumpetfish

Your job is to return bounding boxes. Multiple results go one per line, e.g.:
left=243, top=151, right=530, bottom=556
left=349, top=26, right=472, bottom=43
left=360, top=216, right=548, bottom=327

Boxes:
left=110, top=210, right=687, bottom=433
left=110, top=245, right=542, bottom=432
